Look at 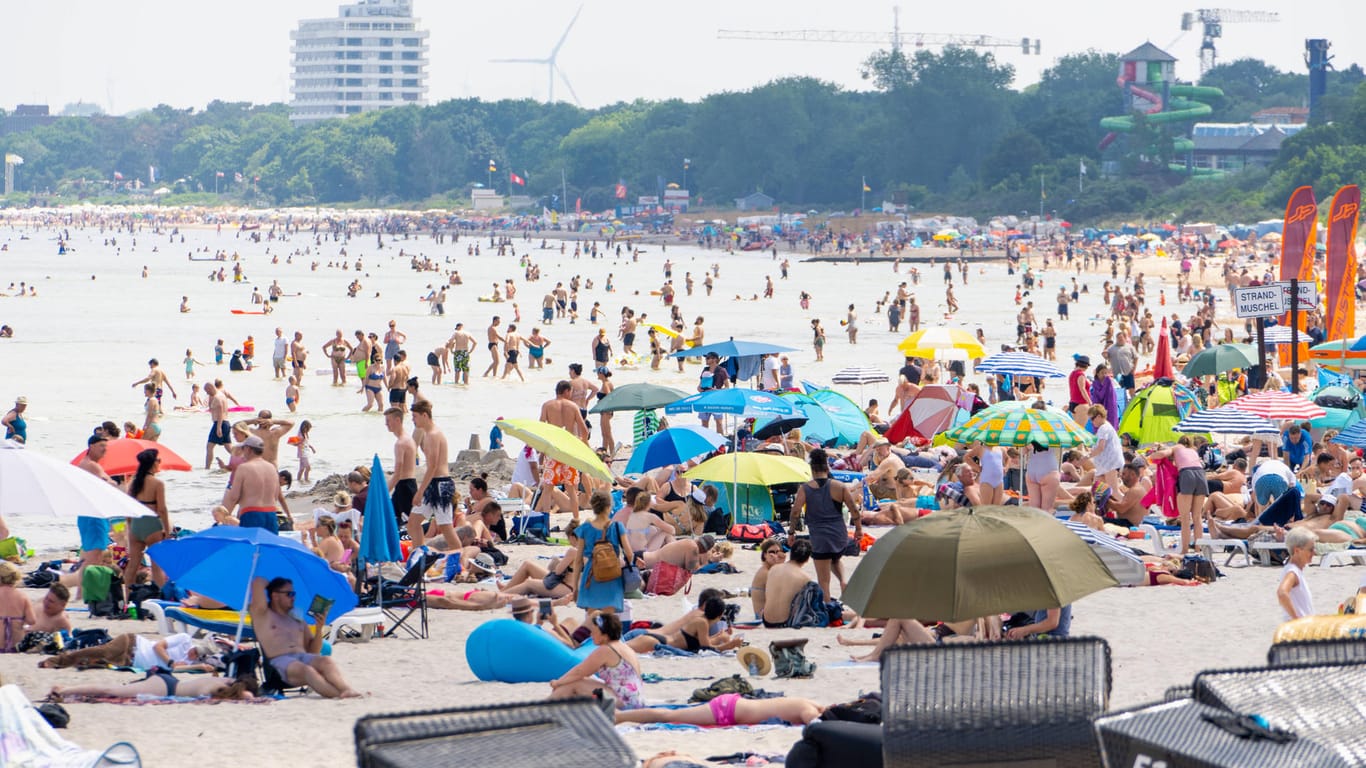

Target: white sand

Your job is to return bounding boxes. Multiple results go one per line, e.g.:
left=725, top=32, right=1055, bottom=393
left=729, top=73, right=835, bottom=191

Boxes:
left=4, top=513, right=1365, bottom=766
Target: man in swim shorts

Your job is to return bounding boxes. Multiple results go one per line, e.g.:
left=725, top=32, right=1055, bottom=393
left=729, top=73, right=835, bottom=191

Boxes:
left=203, top=382, right=232, bottom=470
left=387, top=350, right=411, bottom=412
left=75, top=434, right=116, bottom=566
left=447, top=323, right=474, bottom=386
left=221, top=436, right=283, bottom=533
left=249, top=576, right=358, bottom=698
left=410, top=401, right=461, bottom=550
left=386, top=407, right=419, bottom=527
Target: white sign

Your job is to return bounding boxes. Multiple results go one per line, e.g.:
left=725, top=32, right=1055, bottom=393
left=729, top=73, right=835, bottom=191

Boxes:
left=1234, top=285, right=1286, bottom=318
left=1272, top=280, right=1320, bottom=309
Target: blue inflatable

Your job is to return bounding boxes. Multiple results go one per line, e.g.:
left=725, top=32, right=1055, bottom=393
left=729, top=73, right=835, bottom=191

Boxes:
left=465, top=619, right=593, bottom=683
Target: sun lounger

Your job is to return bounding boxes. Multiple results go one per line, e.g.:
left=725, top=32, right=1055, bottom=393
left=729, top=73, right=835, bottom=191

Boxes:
left=354, top=699, right=635, bottom=768
left=326, top=606, right=384, bottom=644
left=1196, top=537, right=1252, bottom=566
left=1268, top=638, right=1366, bottom=667
left=139, top=599, right=255, bottom=639
left=1320, top=549, right=1366, bottom=568
left=880, top=637, right=1111, bottom=767
left=1137, top=523, right=1179, bottom=556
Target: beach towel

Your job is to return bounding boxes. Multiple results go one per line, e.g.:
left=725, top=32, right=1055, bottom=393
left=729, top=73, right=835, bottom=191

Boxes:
left=1142, top=455, right=1179, bottom=519
left=0, top=683, right=140, bottom=767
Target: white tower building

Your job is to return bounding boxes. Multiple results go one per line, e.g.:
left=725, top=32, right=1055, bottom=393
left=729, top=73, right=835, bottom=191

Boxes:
left=290, top=0, right=430, bottom=122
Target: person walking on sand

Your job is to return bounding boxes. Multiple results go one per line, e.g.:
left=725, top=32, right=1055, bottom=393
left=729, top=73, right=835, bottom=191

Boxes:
left=790, top=448, right=861, bottom=599
left=1277, top=528, right=1316, bottom=621
left=386, top=407, right=419, bottom=531
left=483, top=316, right=505, bottom=378
left=540, top=381, right=591, bottom=518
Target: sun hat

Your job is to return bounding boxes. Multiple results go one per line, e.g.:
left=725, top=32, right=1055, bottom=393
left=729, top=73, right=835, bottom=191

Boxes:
left=469, top=553, right=497, bottom=575
left=737, top=645, right=772, bottom=676
left=509, top=597, right=535, bottom=616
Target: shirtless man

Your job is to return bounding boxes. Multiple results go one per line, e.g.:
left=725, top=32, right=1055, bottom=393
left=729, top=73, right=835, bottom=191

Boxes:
left=409, top=401, right=459, bottom=550
left=761, top=540, right=853, bottom=628
left=502, top=324, right=525, bottom=381
left=238, top=410, right=295, bottom=467
left=289, top=332, right=308, bottom=387
left=386, top=351, right=411, bottom=413
left=1106, top=460, right=1154, bottom=527
left=221, top=436, right=283, bottom=532
left=483, top=317, right=505, bottom=377
left=539, top=381, right=591, bottom=518
left=204, top=382, right=232, bottom=469
left=447, top=323, right=475, bottom=386
left=385, top=407, right=419, bottom=530
left=131, top=358, right=177, bottom=405
left=566, top=363, right=599, bottom=436
left=322, top=330, right=352, bottom=386
left=620, top=312, right=638, bottom=354
left=249, top=576, right=359, bottom=698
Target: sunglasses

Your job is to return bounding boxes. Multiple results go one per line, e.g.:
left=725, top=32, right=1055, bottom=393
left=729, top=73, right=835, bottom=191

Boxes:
left=273, top=590, right=297, bottom=597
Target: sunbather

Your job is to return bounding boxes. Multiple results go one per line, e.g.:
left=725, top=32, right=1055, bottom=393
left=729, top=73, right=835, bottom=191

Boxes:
left=428, top=585, right=513, bottom=610
left=498, top=542, right=578, bottom=604
left=636, top=535, right=717, bottom=572
left=761, top=540, right=857, bottom=628
left=860, top=468, right=927, bottom=526
left=837, top=617, right=1001, bottom=661
left=626, top=597, right=744, bottom=654
left=620, top=490, right=675, bottom=554
left=39, top=632, right=218, bottom=671
left=51, top=672, right=258, bottom=701
left=1139, top=555, right=1205, bottom=586
left=616, top=695, right=826, bottom=726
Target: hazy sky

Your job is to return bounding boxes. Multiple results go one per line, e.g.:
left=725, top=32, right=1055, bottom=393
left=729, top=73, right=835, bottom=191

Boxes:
left=3, top=1, right=1358, bottom=114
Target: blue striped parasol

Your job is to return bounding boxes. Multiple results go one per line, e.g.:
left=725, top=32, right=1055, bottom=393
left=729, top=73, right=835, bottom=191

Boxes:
left=1174, top=407, right=1278, bottom=435
left=976, top=352, right=1066, bottom=378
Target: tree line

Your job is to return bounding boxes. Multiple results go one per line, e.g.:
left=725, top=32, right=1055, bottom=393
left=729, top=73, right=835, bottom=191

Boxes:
left=1, top=48, right=1362, bottom=223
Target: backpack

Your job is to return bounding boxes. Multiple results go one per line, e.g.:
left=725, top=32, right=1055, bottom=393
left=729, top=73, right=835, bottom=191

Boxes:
left=126, top=583, right=162, bottom=620
left=68, top=628, right=113, bottom=650
left=589, top=522, right=624, bottom=584
left=689, top=674, right=754, bottom=703
left=771, top=638, right=817, bottom=678
left=822, top=692, right=883, bottom=724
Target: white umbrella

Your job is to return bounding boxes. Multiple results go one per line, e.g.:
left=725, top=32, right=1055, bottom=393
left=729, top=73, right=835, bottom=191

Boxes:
left=1061, top=521, right=1146, bottom=586
left=0, top=440, right=148, bottom=520
left=831, top=365, right=890, bottom=403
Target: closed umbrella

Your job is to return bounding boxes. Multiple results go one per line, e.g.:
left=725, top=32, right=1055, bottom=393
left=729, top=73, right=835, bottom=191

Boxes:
left=494, top=418, right=612, bottom=482
left=1174, top=407, right=1278, bottom=435
left=70, top=438, right=193, bottom=476
left=842, top=506, right=1118, bottom=622
left=944, top=401, right=1096, bottom=448
left=1228, top=392, right=1326, bottom=421
left=588, top=383, right=689, bottom=414
left=358, top=454, right=402, bottom=565
left=624, top=426, right=726, bottom=474
left=1181, top=344, right=1258, bottom=378
left=148, top=526, right=358, bottom=645
left=0, top=440, right=155, bottom=521
left=1060, top=520, right=1146, bottom=587
left=976, top=352, right=1066, bottom=378
left=1152, top=318, right=1173, bottom=380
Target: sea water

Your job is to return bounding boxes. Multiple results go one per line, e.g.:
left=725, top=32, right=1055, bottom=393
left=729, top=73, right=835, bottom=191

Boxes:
left=0, top=223, right=1152, bottom=551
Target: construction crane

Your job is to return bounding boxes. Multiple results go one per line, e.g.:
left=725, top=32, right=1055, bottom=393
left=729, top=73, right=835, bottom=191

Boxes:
left=1180, top=8, right=1279, bottom=77
left=718, top=7, right=1040, bottom=55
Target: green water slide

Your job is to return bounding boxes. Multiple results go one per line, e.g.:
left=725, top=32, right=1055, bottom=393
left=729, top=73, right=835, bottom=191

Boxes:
left=1099, top=84, right=1224, bottom=168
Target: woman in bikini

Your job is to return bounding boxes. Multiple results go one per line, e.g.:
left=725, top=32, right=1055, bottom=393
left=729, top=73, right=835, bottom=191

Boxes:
left=621, top=491, right=675, bottom=555
left=124, top=448, right=172, bottom=594
left=51, top=673, right=258, bottom=702
left=362, top=348, right=385, bottom=412
left=617, top=695, right=825, bottom=727
left=500, top=528, right=581, bottom=603
left=141, top=383, right=163, bottom=442
left=549, top=612, right=645, bottom=710
left=626, top=597, right=743, bottom=655
left=0, top=561, right=37, bottom=652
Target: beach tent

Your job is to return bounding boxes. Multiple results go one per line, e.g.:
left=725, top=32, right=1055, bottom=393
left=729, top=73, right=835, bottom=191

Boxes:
left=1118, top=379, right=1201, bottom=445
left=1310, top=385, right=1365, bottom=431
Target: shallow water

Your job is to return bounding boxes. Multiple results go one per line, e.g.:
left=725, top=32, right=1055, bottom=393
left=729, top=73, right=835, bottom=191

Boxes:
left=0, top=223, right=1155, bottom=551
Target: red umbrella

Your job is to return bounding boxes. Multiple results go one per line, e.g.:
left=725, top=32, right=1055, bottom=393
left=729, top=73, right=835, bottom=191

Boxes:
left=887, top=384, right=970, bottom=443
left=1152, top=318, right=1174, bottom=380
left=1228, top=392, right=1326, bottom=421
left=71, top=438, right=193, bottom=477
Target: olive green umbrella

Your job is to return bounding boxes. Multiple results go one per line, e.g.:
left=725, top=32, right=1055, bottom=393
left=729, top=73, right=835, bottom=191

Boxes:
left=1181, top=343, right=1258, bottom=378
left=588, top=383, right=689, bottom=414
left=842, top=505, right=1118, bottom=622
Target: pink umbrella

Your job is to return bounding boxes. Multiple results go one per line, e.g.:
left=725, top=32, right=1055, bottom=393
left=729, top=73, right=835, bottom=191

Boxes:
left=886, top=384, right=971, bottom=443
left=1152, top=318, right=1174, bottom=380
left=1229, top=391, right=1326, bottom=421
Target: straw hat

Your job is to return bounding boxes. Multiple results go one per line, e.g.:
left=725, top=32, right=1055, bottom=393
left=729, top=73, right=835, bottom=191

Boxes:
left=737, top=645, right=772, bottom=677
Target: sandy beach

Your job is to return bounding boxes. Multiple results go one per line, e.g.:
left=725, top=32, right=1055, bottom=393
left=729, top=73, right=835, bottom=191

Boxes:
left=0, top=215, right=1359, bottom=765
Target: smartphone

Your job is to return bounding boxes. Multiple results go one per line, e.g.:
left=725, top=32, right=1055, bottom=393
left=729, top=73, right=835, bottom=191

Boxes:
left=538, top=598, right=552, bottom=620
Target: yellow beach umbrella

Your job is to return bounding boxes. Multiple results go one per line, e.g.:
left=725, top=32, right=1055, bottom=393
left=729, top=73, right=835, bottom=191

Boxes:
left=897, top=327, right=985, bottom=359
left=494, top=418, right=612, bottom=482
left=683, top=453, right=812, bottom=486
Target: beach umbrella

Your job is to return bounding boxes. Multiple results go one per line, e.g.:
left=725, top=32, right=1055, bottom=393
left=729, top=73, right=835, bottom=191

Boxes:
left=944, top=401, right=1095, bottom=448
left=358, top=454, right=402, bottom=565
left=665, top=388, right=799, bottom=419
left=807, top=389, right=875, bottom=445
left=975, top=352, right=1066, bottom=378
left=1152, top=318, right=1174, bottom=380
left=886, top=384, right=971, bottom=443
left=624, top=426, right=726, bottom=474
left=69, top=438, right=192, bottom=477
left=842, top=506, right=1118, bottom=621
left=1309, top=336, right=1366, bottom=369
left=148, top=526, right=358, bottom=644
left=1259, top=325, right=1301, bottom=346
left=683, top=453, right=811, bottom=487
left=669, top=337, right=795, bottom=359
left=0, top=440, right=155, bottom=521
left=896, top=328, right=985, bottom=359
left=751, top=416, right=809, bottom=441
left=1174, top=407, right=1278, bottom=435
left=1181, top=344, right=1257, bottom=378
left=1061, top=521, right=1146, bottom=587
left=1332, top=420, right=1366, bottom=448
left=589, top=382, right=689, bottom=414
left=494, top=418, right=612, bottom=482
left=1228, top=391, right=1326, bottom=421
left=830, top=365, right=890, bottom=403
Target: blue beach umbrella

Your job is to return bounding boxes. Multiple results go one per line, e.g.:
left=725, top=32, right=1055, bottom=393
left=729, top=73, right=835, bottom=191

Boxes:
left=360, top=454, right=403, bottom=565
left=1333, top=420, right=1366, bottom=448
left=625, top=426, right=727, bottom=474
left=808, top=389, right=876, bottom=446
left=669, top=337, right=796, bottom=359
left=149, top=527, right=358, bottom=644
left=665, top=388, right=800, bottom=419
left=976, top=352, right=1066, bottom=378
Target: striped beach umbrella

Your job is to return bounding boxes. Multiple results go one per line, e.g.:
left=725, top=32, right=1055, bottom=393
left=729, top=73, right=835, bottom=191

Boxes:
left=1332, top=420, right=1366, bottom=448
left=1228, top=391, right=1326, bottom=421
left=944, top=401, right=1095, bottom=448
left=1259, top=325, right=1301, bottom=345
left=897, top=327, right=986, bottom=359
left=1174, top=406, right=1278, bottom=435
left=831, top=366, right=890, bottom=386
left=1061, top=521, right=1146, bottom=587
left=976, top=352, right=1066, bottom=378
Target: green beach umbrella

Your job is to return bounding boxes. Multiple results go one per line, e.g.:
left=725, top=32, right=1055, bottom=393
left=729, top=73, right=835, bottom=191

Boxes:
left=944, top=401, right=1095, bottom=448
left=589, top=382, right=689, bottom=414
left=842, top=505, right=1119, bottom=622
left=1181, top=343, right=1258, bottom=378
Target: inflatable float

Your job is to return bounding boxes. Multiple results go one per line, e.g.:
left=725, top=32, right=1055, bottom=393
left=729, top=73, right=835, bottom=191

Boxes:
left=230, top=309, right=268, bottom=315
left=228, top=406, right=255, bottom=413
left=1274, top=612, right=1366, bottom=643
left=478, top=296, right=504, bottom=303
left=465, top=619, right=592, bottom=683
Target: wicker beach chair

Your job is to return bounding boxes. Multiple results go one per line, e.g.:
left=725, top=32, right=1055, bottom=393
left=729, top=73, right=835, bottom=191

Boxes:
left=353, top=698, right=635, bottom=768
left=879, top=636, right=1111, bottom=768
left=1267, top=638, right=1366, bottom=667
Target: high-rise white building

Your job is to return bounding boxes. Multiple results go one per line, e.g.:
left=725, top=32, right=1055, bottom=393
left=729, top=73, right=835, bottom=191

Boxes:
left=290, top=0, right=430, bottom=122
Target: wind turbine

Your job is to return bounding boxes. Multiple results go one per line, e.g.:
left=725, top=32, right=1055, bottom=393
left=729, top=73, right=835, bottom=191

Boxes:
left=490, top=5, right=583, bottom=105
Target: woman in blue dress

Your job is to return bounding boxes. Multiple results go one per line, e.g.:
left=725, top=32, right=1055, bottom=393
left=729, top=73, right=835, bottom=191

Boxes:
left=574, top=490, right=633, bottom=614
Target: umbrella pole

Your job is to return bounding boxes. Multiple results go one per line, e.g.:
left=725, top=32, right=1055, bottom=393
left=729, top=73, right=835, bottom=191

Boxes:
left=229, top=550, right=260, bottom=677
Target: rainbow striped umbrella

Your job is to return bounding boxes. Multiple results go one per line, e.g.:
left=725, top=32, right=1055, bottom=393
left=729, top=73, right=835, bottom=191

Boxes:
left=944, top=401, right=1095, bottom=448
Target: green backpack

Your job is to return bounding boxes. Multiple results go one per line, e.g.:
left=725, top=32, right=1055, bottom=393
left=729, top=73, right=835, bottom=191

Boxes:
left=772, top=638, right=817, bottom=678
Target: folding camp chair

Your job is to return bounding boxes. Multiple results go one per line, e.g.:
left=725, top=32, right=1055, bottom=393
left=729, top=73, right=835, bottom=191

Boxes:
left=361, top=551, right=440, bottom=639
left=354, top=698, right=635, bottom=768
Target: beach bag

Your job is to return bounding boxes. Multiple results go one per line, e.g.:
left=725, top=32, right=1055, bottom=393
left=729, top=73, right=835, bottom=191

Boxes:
left=126, top=583, right=161, bottom=620
left=771, top=638, right=817, bottom=679
left=588, top=522, right=624, bottom=584
left=822, top=692, right=882, bottom=724
left=68, top=628, right=112, bottom=650
left=622, top=563, right=644, bottom=594
left=23, top=566, right=59, bottom=589
left=0, top=536, right=28, bottom=563
left=645, top=560, right=692, bottom=596
left=690, top=674, right=754, bottom=703
left=728, top=523, right=775, bottom=543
